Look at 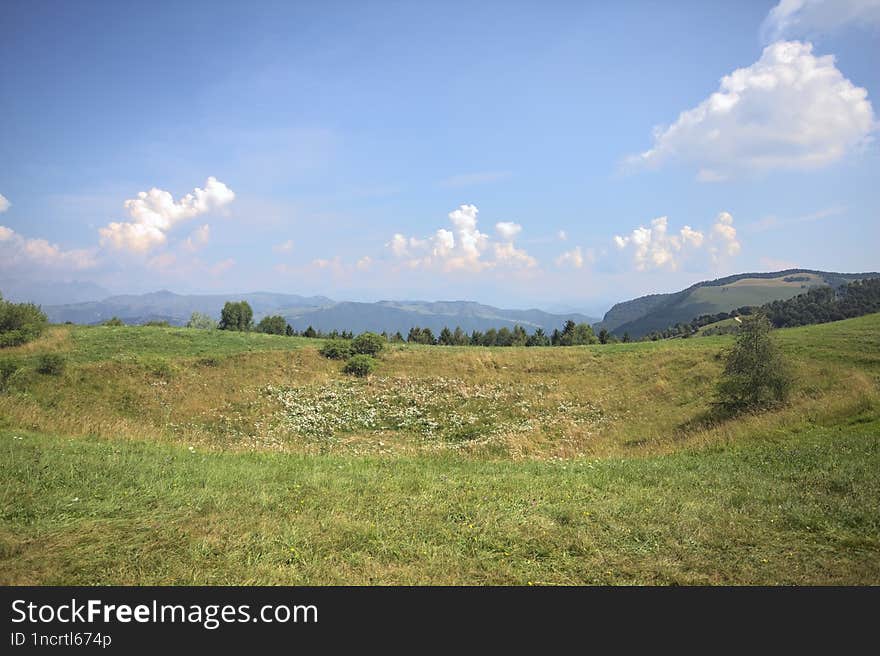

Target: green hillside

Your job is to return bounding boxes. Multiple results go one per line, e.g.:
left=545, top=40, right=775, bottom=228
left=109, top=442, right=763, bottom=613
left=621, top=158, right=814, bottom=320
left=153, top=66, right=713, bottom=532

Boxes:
left=1, top=314, right=879, bottom=584
left=598, top=269, right=879, bottom=338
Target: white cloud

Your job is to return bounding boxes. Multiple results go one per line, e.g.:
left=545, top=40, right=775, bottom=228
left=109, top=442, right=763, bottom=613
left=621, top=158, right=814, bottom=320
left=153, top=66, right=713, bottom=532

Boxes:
left=555, top=246, right=584, bottom=269
left=99, top=177, right=235, bottom=252
left=761, top=0, right=880, bottom=42
left=614, top=213, right=740, bottom=272
left=0, top=225, right=97, bottom=271
left=387, top=204, right=537, bottom=273
left=182, top=224, right=210, bottom=252
left=273, top=239, right=294, bottom=254
left=493, top=242, right=537, bottom=268
left=0, top=194, right=10, bottom=213
left=709, top=212, right=741, bottom=261
left=356, top=256, right=373, bottom=271
left=495, top=221, right=522, bottom=241
left=557, top=230, right=568, bottom=241
left=630, top=41, right=875, bottom=179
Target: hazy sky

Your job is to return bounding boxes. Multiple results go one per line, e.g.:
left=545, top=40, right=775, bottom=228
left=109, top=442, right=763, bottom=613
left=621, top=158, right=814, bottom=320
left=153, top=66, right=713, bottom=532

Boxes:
left=1, top=0, right=878, bottom=313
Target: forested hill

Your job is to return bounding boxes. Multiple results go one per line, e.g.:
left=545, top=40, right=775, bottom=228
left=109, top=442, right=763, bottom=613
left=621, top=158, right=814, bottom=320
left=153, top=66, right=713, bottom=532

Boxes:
left=596, top=269, right=880, bottom=339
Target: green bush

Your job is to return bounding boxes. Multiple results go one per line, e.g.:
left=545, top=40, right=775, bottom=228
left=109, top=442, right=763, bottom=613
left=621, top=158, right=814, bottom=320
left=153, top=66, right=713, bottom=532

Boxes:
left=715, top=314, right=792, bottom=413
left=351, top=332, right=385, bottom=356
left=0, top=294, right=48, bottom=348
left=186, top=312, right=217, bottom=329
left=256, top=315, right=287, bottom=335
left=0, top=360, right=21, bottom=390
left=342, top=354, right=376, bottom=377
left=319, top=340, right=353, bottom=360
left=103, top=317, right=125, bottom=326
left=36, top=353, right=66, bottom=376
left=142, top=320, right=170, bottom=327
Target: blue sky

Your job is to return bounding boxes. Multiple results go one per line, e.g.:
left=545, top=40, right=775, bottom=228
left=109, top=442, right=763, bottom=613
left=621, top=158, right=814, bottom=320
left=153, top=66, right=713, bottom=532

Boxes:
left=1, top=0, right=878, bottom=314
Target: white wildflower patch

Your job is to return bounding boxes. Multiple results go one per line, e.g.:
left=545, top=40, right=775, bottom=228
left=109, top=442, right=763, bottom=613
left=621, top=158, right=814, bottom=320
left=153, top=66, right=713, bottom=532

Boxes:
left=262, top=376, right=615, bottom=448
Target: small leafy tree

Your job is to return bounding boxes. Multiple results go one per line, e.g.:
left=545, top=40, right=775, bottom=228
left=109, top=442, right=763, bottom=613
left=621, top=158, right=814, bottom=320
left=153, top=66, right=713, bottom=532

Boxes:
left=303, top=325, right=317, bottom=338
left=102, top=316, right=125, bottom=327
left=343, top=354, right=376, bottom=377
left=186, top=312, right=216, bottom=329
left=715, top=314, right=792, bottom=413
left=0, top=293, right=48, bottom=347
left=256, top=315, right=287, bottom=335
left=352, top=332, right=385, bottom=356
left=285, top=324, right=294, bottom=336
left=218, top=301, right=254, bottom=331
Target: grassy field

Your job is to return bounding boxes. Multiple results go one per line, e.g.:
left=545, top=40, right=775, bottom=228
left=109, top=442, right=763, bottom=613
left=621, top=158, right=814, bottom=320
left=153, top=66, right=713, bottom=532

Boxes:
left=1, top=315, right=878, bottom=584
left=684, top=273, right=826, bottom=316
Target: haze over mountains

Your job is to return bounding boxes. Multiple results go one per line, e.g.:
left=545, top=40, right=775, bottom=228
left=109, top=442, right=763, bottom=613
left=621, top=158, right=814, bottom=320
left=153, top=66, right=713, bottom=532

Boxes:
left=35, top=290, right=598, bottom=335
left=6, top=268, right=877, bottom=337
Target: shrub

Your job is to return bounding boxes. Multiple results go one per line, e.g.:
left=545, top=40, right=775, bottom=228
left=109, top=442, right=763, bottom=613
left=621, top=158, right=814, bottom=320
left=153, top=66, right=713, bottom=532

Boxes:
left=0, top=360, right=21, bottom=390
left=36, top=353, right=66, bottom=376
left=103, top=317, right=125, bottom=326
left=143, top=320, right=170, bottom=327
left=715, top=314, right=792, bottom=413
left=342, top=354, right=376, bottom=377
left=319, top=340, right=353, bottom=360
left=352, top=332, right=385, bottom=356
left=0, top=294, right=48, bottom=348
left=186, top=312, right=216, bottom=329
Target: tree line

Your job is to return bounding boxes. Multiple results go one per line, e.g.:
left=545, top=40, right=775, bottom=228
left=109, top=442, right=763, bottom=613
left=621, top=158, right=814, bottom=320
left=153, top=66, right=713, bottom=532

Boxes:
left=195, top=301, right=625, bottom=347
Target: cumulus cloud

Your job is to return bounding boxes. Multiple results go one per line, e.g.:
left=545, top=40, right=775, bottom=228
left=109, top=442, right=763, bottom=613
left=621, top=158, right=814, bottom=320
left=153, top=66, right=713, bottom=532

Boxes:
left=557, top=230, right=568, bottom=241
left=630, top=41, right=875, bottom=180
left=0, top=194, right=9, bottom=213
left=99, top=177, right=235, bottom=252
left=356, top=256, right=373, bottom=271
left=273, top=239, right=294, bottom=254
left=0, top=225, right=97, bottom=271
left=613, top=213, right=739, bottom=271
left=761, top=0, right=880, bottom=42
left=709, top=212, right=741, bottom=261
left=555, top=246, right=585, bottom=269
left=387, top=204, right=537, bottom=272
left=182, top=224, right=210, bottom=252
left=493, top=242, right=537, bottom=269
left=495, top=221, right=522, bottom=241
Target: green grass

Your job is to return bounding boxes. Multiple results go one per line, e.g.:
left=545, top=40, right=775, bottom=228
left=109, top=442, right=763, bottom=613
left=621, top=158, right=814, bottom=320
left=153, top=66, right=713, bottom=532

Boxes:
left=685, top=274, right=824, bottom=315
left=65, top=325, right=317, bottom=363
left=2, top=418, right=877, bottom=585
left=1, top=315, right=879, bottom=584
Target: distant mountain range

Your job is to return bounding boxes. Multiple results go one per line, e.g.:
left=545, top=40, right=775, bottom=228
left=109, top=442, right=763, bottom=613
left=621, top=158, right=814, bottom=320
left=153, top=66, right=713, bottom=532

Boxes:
left=38, top=290, right=598, bottom=335
left=596, top=269, right=880, bottom=338
left=12, top=268, right=879, bottom=338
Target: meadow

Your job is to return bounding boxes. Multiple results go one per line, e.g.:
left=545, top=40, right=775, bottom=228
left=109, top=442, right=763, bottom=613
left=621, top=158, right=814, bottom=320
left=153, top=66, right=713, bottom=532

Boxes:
left=1, top=315, right=878, bottom=584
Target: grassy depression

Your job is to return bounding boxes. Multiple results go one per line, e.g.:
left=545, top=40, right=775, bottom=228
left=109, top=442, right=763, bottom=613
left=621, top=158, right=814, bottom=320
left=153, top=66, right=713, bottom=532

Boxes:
left=0, top=315, right=878, bottom=583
